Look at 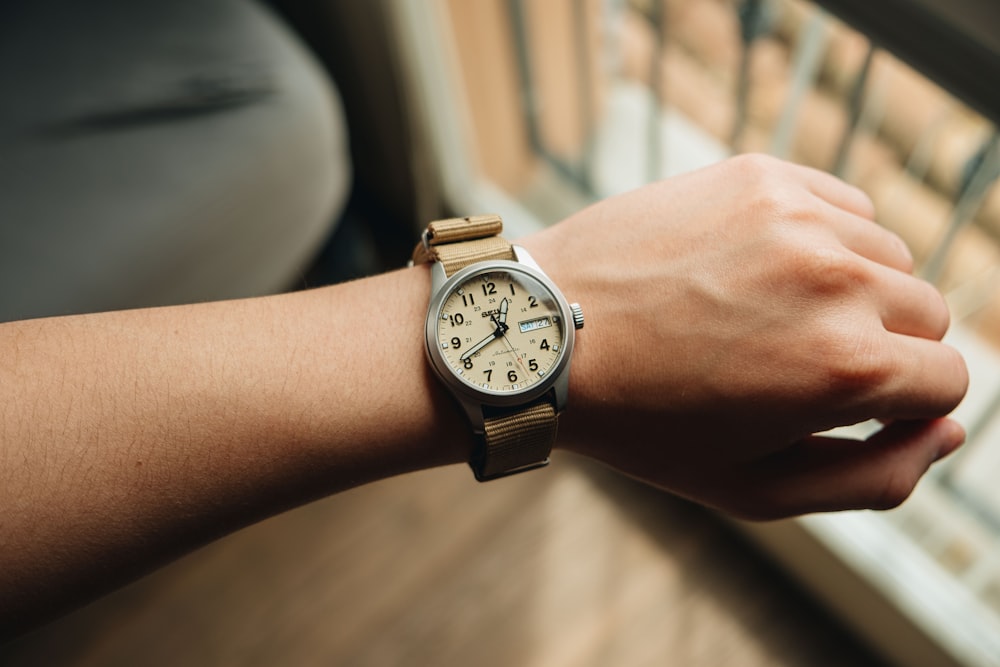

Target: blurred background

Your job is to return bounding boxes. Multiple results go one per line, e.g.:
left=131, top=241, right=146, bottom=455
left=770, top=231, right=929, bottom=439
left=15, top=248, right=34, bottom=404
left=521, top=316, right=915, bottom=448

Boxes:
left=1, top=0, right=999, bottom=665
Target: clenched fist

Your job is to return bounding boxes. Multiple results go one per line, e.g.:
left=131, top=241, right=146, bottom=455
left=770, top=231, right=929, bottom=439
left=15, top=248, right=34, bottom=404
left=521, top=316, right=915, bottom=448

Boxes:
left=524, top=154, right=968, bottom=519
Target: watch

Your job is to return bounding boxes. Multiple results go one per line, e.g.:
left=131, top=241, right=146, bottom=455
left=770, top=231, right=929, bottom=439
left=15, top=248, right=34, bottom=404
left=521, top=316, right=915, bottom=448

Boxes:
left=412, top=214, right=583, bottom=481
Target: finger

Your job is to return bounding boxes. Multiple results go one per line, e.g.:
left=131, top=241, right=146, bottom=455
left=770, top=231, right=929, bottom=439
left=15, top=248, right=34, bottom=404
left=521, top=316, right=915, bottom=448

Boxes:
left=743, top=419, right=965, bottom=518
left=793, top=164, right=918, bottom=272
left=877, top=335, right=968, bottom=419
left=866, top=261, right=950, bottom=339
left=819, top=201, right=914, bottom=274
left=794, top=163, right=877, bottom=220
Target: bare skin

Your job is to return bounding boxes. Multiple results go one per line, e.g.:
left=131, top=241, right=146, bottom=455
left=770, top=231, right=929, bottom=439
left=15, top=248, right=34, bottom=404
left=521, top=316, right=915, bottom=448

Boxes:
left=0, top=155, right=968, bottom=638
left=534, top=155, right=967, bottom=518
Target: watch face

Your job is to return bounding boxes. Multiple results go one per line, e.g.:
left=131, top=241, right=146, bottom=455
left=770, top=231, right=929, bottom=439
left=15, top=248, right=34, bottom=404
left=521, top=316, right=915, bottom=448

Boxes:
left=432, top=267, right=568, bottom=396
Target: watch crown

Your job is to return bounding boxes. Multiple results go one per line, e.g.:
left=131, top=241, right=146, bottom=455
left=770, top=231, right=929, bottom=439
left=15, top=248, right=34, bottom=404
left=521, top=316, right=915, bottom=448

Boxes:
left=570, top=303, right=584, bottom=330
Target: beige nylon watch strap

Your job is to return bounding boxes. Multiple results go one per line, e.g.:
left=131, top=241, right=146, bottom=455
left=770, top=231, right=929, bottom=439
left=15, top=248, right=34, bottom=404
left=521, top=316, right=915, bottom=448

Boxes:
left=479, top=397, right=557, bottom=480
left=413, top=215, right=557, bottom=481
left=411, top=214, right=515, bottom=277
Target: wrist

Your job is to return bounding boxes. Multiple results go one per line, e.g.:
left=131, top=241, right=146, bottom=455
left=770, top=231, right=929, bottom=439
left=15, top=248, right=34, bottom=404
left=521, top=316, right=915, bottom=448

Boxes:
left=302, top=268, right=474, bottom=480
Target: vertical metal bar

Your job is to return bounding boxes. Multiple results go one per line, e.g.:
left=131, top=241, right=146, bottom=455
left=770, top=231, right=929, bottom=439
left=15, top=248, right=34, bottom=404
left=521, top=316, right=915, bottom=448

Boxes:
left=646, top=0, right=665, bottom=183
left=902, top=108, right=953, bottom=184
left=731, top=0, right=765, bottom=152
left=921, top=132, right=1000, bottom=285
left=832, top=43, right=876, bottom=177
left=506, top=0, right=595, bottom=195
left=874, top=106, right=952, bottom=241
left=769, top=9, right=829, bottom=159
left=507, top=0, right=544, bottom=157
left=572, top=0, right=596, bottom=191
left=945, top=265, right=1000, bottom=323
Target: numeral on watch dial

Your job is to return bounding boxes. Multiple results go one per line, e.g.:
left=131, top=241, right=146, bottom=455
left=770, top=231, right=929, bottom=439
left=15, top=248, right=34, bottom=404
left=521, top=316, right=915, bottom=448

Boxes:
left=437, top=270, right=564, bottom=392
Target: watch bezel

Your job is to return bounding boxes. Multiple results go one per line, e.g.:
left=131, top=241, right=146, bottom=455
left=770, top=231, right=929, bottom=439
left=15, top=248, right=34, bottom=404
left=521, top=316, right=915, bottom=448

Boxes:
left=425, top=258, right=576, bottom=409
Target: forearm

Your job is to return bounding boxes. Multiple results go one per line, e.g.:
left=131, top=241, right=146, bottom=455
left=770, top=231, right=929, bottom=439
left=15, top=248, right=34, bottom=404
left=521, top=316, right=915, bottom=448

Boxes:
left=0, top=266, right=469, bottom=635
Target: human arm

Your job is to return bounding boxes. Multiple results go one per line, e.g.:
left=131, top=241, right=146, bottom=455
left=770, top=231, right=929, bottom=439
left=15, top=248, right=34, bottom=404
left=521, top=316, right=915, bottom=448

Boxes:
left=0, top=268, right=471, bottom=637
left=0, top=155, right=968, bottom=636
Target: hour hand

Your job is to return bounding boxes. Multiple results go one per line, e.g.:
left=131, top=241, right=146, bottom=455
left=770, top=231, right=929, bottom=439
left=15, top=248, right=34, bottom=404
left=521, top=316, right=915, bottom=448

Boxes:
left=499, top=297, right=509, bottom=324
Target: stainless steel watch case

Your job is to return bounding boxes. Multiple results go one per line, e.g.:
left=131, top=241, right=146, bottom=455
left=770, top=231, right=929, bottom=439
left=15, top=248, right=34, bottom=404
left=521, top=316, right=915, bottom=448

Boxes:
left=423, top=245, right=576, bottom=433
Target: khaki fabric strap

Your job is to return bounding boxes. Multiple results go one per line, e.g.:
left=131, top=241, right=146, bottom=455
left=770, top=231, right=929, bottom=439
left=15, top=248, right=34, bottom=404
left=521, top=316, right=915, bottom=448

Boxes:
left=478, top=396, right=557, bottom=481
left=411, top=214, right=515, bottom=276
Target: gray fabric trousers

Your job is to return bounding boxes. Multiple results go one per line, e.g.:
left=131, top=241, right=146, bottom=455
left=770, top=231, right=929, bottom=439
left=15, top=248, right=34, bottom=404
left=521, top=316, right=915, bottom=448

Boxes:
left=0, top=0, right=350, bottom=322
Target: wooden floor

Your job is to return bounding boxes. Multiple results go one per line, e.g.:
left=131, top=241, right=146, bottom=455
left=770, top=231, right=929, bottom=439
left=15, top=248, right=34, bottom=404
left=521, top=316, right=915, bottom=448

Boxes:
left=2, top=453, right=888, bottom=666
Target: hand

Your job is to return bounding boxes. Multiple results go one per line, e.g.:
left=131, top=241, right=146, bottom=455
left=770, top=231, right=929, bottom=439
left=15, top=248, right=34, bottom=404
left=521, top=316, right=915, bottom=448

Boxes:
left=523, top=154, right=969, bottom=519
left=460, top=307, right=511, bottom=361
left=461, top=324, right=502, bottom=361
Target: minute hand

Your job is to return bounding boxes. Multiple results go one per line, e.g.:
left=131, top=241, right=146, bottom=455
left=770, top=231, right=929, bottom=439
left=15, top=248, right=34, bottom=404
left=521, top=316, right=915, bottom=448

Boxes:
left=460, top=329, right=500, bottom=361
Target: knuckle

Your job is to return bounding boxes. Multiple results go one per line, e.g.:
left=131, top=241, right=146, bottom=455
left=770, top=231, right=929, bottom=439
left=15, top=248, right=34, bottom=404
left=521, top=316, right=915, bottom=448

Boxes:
left=748, top=190, right=805, bottom=227
left=723, top=154, right=822, bottom=230
left=789, top=243, right=867, bottom=294
left=727, top=153, right=782, bottom=181
left=821, top=324, right=894, bottom=393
